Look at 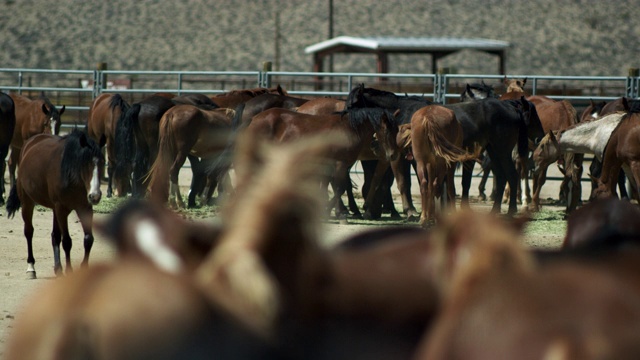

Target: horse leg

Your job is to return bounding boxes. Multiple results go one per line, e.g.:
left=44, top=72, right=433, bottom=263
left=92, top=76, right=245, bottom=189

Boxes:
left=54, top=207, right=75, bottom=275
left=0, top=156, right=5, bottom=206
left=329, top=161, right=352, bottom=219
left=478, top=169, right=489, bottom=201
left=416, top=159, right=430, bottom=228
left=187, top=155, right=204, bottom=208
left=21, top=200, right=37, bottom=279
left=76, top=208, right=94, bottom=268
left=617, top=170, right=630, bottom=200
left=531, top=163, right=549, bottom=212
left=460, top=160, right=475, bottom=209
left=51, top=210, right=65, bottom=276
left=446, top=165, right=457, bottom=214
left=363, top=160, right=390, bottom=220
left=8, top=148, right=18, bottom=191
left=106, top=159, right=114, bottom=198
left=169, top=152, right=188, bottom=209
left=391, top=157, right=418, bottom=219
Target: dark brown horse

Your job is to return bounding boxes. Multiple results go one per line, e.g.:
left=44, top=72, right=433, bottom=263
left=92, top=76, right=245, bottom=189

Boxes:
left=242, top=107, right=399, bottom=218
left=7, top=93, right=65, bottom=191
left=410, top=105, right=478, bottom=227
left=5, top=129, right=103, bottom=279
left=0, top=92, right=16, bottom=205
left=86, top=93, right=131, bottom=198
left=593, top=100, right=640, bottom=200
left=116, top=94, right=176, bottom=197
left=414, top=209, right=640, bottom=360
left=148, top=105, right=234, bottom=208
left=236, top=91, right=309, bottom=128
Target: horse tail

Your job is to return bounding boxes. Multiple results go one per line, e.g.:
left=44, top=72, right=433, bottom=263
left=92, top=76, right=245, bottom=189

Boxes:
left=147, top=111, right=175, bottom=204
left=115, top=103, right=140, bottom=179
left=5, top=184, right=20, bottom=219
left=111, top=95, right=132, bottom=180
left=517, top=116, right=529, bottom=159
left=423, top=116, right=478, bottom=166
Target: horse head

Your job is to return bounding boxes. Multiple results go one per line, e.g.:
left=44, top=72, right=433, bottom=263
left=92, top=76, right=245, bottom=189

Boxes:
left=344, top=83, right=367, bottom=110
left=504, top=76, right=527, bottom=93
left=532, top=130, right=561, bottom=174
left=373, top=110, right=400, bottom=162
left=40, top=98, right=65, bottom=135
left=460, top=81, right=496, bottom=102
left=61, top=130, right=104, bottom=205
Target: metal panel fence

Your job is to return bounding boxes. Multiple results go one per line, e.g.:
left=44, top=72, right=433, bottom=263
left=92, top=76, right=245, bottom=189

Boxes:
left=1, top=67, right=638, bottom=127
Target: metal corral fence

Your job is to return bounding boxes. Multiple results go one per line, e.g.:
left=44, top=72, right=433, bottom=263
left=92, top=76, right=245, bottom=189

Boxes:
left=0, top=66, right=638, bottom=128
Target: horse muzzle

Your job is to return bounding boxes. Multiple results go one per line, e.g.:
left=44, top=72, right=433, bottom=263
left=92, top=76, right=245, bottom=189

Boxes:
left=88, top=190, right=102, bottom=205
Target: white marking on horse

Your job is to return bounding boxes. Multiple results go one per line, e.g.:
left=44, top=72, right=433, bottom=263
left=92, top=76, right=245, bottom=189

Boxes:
left=88, top=157, right=102, bottom=203
left=134, top=219, right=183, bottom=274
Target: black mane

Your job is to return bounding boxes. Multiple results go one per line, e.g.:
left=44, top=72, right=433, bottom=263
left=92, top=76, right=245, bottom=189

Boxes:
left=61, top=129, right=103, bottom=188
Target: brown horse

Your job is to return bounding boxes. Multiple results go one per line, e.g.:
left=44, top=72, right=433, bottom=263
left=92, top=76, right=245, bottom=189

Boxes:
left=242, top=107, right=399, bottom=219
left=7, top=93, right=65, bottom=191
left=148, top=105, right=234, bottom=208
left=414, top=209, right=640, bottom=360
left=210, top=86, right=287, bottom=109
left=0, top=92, right=16, bottom=205
left=5, top=129, right=103, bottom=278
left=593, top=100, right=640, bottom=200
left=86, top=93, right=131, bottom=198
left=410, top=105, right=478, bottom=227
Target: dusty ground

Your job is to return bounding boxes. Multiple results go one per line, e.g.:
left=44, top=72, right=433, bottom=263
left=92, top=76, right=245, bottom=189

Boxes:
left=0, top=164, right=575, bottom=356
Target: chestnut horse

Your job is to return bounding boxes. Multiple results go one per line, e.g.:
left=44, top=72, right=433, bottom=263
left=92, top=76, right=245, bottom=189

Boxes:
left=0, top=92, right=16, bottom=205
left=593, top=100, right=640, bottom=200
left=7, top=93, right=65, bottom=191
left=5, top=129, right=103, bottom=278
left=242, top=107, right=399, bottom=219
left=410, top=105, right=478, bottom=227
left=86, top=93, right=131, bottom=197
left=148, top=105, right=234, bottom=208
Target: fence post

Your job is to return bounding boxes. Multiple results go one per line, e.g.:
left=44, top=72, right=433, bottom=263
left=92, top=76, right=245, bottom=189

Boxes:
left=95, top=62, right=107, bottom=99
left=627, top=68, right=639, bottom=99
left=435, top=67, right=449, bottom=104
left=262, top=61, right=272, bottom=88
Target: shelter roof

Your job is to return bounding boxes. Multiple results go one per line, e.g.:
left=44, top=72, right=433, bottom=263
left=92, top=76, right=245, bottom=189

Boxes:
left=305, top=36, right=510, bottom=54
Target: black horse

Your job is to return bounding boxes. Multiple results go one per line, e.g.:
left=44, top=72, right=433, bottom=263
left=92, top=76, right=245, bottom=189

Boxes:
left=0, top=91, right=16, bottom=205
left=345, top=84, right=544, bottom=215
left=344, top=84, right=434, bottom=219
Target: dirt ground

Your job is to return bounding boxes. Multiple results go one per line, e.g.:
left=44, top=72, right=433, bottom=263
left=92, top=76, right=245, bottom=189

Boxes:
left=0, top=164, right=576, bottom=356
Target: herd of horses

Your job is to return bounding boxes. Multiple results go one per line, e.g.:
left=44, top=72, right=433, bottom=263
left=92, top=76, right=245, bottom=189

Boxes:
left=4, top=77, right=640, bottom=358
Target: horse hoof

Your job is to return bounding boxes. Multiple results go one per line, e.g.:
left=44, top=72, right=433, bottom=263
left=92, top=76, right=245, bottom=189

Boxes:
left=389, top=211, right=403, bottom=220
left=26, top=271, right=37, bottom=280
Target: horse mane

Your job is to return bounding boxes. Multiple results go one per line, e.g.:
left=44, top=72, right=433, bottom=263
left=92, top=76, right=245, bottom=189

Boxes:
left=61, top=129, right=103, bottom=188
left=213, top=86, right=286, bottom=98
left=341, top=107, right=388, bottom=131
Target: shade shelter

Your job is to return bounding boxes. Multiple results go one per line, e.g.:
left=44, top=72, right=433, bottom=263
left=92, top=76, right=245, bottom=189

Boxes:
left=304, top=36, right=510, bottom=74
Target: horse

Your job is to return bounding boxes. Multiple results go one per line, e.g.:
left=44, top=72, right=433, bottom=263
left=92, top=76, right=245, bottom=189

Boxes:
left=532, top=111, right=626, bottom=206
left=210, top=86, right=287, bottom=109
left=5, top=129, right=103, bottom=279
left=593, top=100, right=640, bottom=200
left=86, top=93, right=131, bottom=198
left=458, top=81, right=497, bottom=102
left=343, top=84, right=434, bottom=219
left=413, top=209, right=640, bottom=360
left=410, top=105, right=478, bottom=227
left=563, top=197, right=640, bottom=250
left=116, top=94, right=177, bottom=197
left=587, top=97, right=639, bottom=200
left=498, top=77, right=581, bottom=212
left=580, top=99, right=607, bottom=123
left=236, top=91, right=310, bottom=128
left=148, top=105, right=234, bottom=208
left=5, top=198, right=281, bottom=360
left=296, top=97, right=345, bottom=115
left=7, top=93, right=65, bottom=192
left=240, top=106, right=399, bottom=219
left=0, top=92, right=16, bottom=205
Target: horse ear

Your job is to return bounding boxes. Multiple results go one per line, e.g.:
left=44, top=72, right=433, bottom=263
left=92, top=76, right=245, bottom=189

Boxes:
left=59, top=105, right=66, bottom=115
left=503, top=75, right=508, bottom=85
left=589, top=99, right=596, bottom=107
left=41, top=103, right=50, bottom=116
left=465, top=84, right=474, bottom=98
left=522, top=78, right=527, bottom=87
left=622, top=97, right=630, bottom=111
